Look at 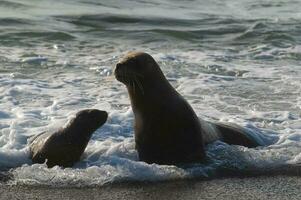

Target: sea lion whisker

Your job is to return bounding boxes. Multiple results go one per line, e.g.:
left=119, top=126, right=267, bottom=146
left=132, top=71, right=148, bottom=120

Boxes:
left=135, top=76, right=144, bottom=95
left=122, top=71, right=144, bottom=79
left=122, top=67, right=129, bottom=83
left=132, top=77, right=138, bottom=95
left=127, top=71, right=144, bottom=78
left=132, top=79, right=136, bottom=95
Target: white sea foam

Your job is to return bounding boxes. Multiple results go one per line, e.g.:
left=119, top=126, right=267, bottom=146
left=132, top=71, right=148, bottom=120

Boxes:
left=0, top=47, right=300, bottom=186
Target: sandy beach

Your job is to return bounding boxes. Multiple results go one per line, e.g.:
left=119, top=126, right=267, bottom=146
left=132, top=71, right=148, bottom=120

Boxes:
left=1, top=175, right=300, bottom=200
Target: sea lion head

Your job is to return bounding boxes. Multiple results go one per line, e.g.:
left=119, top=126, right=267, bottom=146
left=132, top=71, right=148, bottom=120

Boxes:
left=69, top=109, right=108, bottom=133
left=114, top=52, right=166, bottom=87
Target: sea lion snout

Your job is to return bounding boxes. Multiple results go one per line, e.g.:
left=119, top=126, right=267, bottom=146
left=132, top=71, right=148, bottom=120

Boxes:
left=114, top=62, right=124, bottom=81
left=114, top=61, right=134, bottom=84
left=115, top=62, right=122, bottom=73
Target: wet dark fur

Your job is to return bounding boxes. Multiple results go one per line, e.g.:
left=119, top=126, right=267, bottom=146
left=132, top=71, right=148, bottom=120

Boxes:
left=115, top=52, right=260, bottom=165
left=29, top=109, right=108, bottom=168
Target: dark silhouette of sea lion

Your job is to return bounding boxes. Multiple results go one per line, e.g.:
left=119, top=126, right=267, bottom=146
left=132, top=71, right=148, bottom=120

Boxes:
left=115, top=51, right=261, bottom=165
left=29, top=109, right=108, bottom=168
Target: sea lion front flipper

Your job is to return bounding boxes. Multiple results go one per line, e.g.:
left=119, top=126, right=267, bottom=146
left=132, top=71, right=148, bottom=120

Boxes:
left=29, top=131, right=52, bottom=164
left=28, top=131, right=47, bottom=144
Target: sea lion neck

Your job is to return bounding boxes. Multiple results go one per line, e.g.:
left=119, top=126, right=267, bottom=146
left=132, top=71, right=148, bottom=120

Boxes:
left=63, top=118, right=96, bottom=141
left=127, top=77, right=177, bottom=114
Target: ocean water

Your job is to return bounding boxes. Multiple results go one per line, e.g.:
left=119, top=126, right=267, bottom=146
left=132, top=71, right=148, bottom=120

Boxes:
left=0, top=0, right=301, bottom=187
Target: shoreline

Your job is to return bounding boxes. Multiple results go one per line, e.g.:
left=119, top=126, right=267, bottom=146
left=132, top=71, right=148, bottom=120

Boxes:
left=1, top=175, right=301, bottom=200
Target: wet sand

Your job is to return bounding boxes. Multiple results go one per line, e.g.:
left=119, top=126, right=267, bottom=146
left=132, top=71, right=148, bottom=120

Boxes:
left=1, top=175, right=300, bottom=200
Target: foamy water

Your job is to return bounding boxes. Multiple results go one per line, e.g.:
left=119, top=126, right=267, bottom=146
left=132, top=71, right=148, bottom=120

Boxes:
left=0, top=0, right=301, bottom=187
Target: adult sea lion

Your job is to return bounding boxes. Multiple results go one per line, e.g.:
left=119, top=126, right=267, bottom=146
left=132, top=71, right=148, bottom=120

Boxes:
left=29, top=109, right=108, bottom=168
left=114, top=52, right=261, bottom=165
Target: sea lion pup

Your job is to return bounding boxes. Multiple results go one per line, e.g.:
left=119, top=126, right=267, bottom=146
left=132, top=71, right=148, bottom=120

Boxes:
left=115, top=52, right=261, bottom=165
left=29, top=109, right=108, bottom=168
